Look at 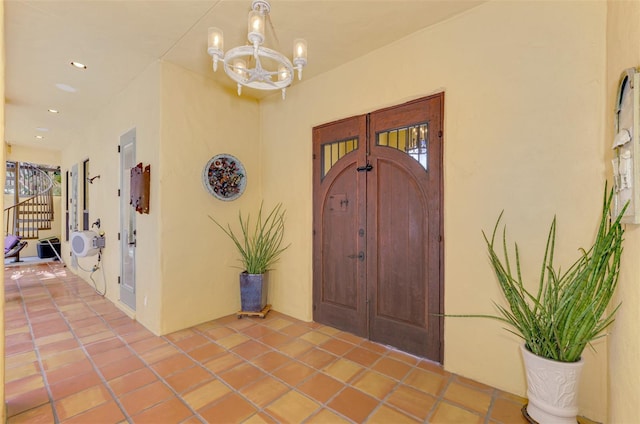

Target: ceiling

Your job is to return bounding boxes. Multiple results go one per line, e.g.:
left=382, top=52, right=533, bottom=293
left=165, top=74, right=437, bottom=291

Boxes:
left=4, top=0, right=485, bottom=152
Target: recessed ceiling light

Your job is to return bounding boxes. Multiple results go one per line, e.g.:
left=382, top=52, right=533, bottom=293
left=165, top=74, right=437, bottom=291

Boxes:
left=48, top=109, right=59, bottom=114
left=55, top=83, right=77, bottom=93
left=36, top=127, right=49, bottom=132
left=70, top=61, right=87, bottom=69
left=35, top=135, right=44, bottom=139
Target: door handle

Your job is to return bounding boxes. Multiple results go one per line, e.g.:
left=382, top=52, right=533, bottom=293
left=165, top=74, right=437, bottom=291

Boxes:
left=347, top=251, right=365, bottom=261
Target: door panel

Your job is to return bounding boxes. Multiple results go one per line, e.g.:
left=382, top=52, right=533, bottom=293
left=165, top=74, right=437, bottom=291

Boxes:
left=368, top=95, right=443, bottom=360
left=120, top=129, right=136, bottom=311
left=374, top=158, right=427, bottom=326
left=313, top=116, right=367, bottom=336
left=321, top=173, right=358, bottom=308
left=313, top=94, right=443, bottom=362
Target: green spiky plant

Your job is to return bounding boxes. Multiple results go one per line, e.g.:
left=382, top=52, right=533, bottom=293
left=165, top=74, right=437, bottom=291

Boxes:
left=209, top=202, right=290, bottom=274
left=477, top=186, right=626, bottom=363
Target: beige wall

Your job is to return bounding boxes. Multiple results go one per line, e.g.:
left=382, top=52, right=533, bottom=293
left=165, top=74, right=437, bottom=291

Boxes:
left=6, top=143, right=60, bottom=165
left=606, top=1, right=640, bottom=422
left=61, top=61, right=163, bottom=333
left=261, top=0, right=608, bottom=420
left=158, top=62, right=260, bottom=334
left=60, top=60, right=261, bottom=335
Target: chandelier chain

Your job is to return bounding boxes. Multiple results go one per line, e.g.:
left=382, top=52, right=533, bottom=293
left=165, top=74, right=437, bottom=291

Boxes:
left=266, top=14, right=280, bottom=51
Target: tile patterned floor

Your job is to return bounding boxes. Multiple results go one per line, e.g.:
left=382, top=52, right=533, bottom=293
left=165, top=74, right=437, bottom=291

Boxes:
left=4, top=262, right=533, bottom=423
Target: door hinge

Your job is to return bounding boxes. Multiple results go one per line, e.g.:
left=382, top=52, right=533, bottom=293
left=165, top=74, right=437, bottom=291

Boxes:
left=117, top=189, right=120, bottom=197
left=438, top=130, right=443, bottom=138
left=118, top=232, right=121, bottom=241
left=117, top=145, right=121, bottom=153
left=313, top=153, right=316, bottom=160
left=118, top=276, right=121, bottom=285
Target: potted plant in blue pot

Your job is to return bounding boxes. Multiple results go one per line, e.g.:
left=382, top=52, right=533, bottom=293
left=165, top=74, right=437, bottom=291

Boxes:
left=210, top=202, right=290, bottom=314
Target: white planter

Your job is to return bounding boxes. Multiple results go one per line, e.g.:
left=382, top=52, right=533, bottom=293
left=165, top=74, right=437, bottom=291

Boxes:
left=521, top=345, right=584, bottom=424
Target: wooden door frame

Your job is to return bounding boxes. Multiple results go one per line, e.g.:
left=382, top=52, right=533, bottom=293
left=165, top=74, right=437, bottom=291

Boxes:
left=312, top=94, right=445, bottom=362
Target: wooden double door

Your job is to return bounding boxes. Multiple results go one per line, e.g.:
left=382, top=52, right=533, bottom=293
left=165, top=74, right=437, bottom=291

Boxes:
left=312, top=94, right=443, bottom=362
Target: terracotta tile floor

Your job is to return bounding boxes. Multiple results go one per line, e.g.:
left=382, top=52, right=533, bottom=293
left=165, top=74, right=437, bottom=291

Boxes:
left=4, top=263, right=533, bottom=423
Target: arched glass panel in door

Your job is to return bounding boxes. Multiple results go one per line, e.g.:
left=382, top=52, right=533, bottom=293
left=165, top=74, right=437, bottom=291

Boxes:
left=321, top=137, right=359, bottom=179
left=377, top=123, right=428, bottom=170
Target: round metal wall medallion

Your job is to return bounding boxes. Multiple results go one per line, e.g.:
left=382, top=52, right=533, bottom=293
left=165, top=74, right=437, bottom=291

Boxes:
left=202, top=154, right=247, bottom=201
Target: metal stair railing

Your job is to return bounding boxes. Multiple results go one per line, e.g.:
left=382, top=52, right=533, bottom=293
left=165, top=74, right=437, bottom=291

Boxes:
left=4, top=162, right=55, bottom=240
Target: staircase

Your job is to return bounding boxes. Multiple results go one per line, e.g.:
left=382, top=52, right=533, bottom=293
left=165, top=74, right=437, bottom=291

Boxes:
left=4, top=162, right=55, bottom=240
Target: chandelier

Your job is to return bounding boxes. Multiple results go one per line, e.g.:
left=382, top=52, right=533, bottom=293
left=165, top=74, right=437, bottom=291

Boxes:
left=207, top=0, right=308, bottom=99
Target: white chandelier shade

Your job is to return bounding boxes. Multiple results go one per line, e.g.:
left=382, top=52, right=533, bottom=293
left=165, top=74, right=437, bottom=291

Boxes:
left=207, top=0, right=307, bottom=99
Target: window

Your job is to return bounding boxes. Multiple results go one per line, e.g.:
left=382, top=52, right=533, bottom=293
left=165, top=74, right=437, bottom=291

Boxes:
left=321, top=137, right=358, bottom=178
left=82, top=159, right=90, bottom=230
left=377, top=122, right=429, bottom=170
left=65, top=170, right=69, bottom=241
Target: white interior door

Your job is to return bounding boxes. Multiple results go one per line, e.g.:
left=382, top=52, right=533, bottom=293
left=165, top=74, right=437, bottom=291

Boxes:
left=120, top=129, right=136, bottom=310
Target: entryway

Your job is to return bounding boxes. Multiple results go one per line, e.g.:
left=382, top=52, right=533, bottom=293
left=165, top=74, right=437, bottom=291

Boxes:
left=312, top=94, right=444, bottom=362
left=5, top=262, right=529, bottom=423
